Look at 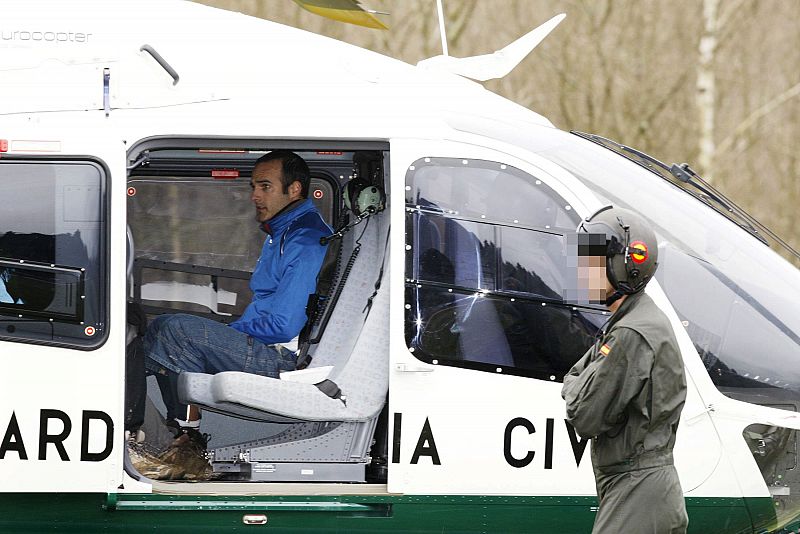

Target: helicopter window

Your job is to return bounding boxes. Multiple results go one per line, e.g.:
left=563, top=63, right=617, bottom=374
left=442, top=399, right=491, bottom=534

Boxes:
left=405, top=284, right=604, bottom=379
left=128, top=173, right=335, bottom=270
left=655, top=244, right=800, bottom=408
left=0, top=159, right=107, bottom=348
left=127, top=172, right=336, bottom=318
left=405, top=157, right=604, bottom=381
left=416, top=214, right=497, bottom=290
left=742, top=423, right=800, bottom=523
left=406, top=157, right=577, bottom=231
left=534, top=130, right=800, bottom=410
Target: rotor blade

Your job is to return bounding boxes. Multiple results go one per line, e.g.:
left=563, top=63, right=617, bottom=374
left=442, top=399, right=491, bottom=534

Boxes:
left=292, top=0, right=388, bottom=30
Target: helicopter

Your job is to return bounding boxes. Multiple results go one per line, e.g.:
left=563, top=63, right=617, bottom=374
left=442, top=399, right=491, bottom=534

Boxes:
left=1, top=1, right=800, bottom=532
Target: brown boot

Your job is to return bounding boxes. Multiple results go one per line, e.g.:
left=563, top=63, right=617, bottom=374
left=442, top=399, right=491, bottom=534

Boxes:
left=129, top=442, right=191, bottom=480
left=156, top=428, right=213, bottom=481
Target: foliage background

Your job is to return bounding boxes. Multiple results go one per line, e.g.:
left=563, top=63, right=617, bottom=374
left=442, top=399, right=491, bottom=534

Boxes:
left=196, top=0, right=800, bottom=256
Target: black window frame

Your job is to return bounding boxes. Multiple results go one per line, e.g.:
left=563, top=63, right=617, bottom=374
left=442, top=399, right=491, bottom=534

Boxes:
left=0, top=155, right=110, bottom=351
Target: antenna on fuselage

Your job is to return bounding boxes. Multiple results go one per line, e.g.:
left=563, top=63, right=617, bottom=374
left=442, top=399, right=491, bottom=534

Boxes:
left=436, top=0, right=449, bottom=57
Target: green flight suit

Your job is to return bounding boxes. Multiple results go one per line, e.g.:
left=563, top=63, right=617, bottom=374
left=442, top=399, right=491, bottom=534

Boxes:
left=562, top=291, right=688, bottom=534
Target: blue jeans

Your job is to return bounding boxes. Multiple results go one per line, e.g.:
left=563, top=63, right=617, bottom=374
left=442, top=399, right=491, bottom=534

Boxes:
left=144, top=313, right=297, bottom=422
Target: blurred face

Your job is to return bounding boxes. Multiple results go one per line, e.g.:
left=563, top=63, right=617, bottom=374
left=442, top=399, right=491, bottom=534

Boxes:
left=250, top=160, right=301, bottom=222
left=578, top=255, right=609, bottom=304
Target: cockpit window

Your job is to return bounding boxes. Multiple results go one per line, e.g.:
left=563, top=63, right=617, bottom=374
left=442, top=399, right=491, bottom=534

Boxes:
left=405, top=157, right=607, bottom=381
left=534, top=131, right=800, bottom=410
left=658, top=246, right=800, bottom=395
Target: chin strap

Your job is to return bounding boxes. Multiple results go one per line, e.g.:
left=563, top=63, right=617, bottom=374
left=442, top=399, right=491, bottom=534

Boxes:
left=605, top=290, right=625, bottom=307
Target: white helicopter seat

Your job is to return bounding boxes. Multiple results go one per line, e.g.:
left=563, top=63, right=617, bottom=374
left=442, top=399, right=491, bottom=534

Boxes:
left=177, top=208, right=390, bottom=425
left=176, top=207, right=389, bottom=481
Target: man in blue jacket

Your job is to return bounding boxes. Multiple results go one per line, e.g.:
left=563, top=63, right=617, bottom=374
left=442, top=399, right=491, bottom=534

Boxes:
left=140, top=151, right=331, bottom=477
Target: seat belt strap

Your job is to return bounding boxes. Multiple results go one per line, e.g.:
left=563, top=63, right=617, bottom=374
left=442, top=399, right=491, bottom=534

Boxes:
left=363, top=227, right=391, bottom=315
left=315, top=379, right=342, bottom=400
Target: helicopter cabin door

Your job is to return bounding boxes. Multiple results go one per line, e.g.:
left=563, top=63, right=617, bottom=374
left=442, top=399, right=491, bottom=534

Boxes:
left=387, top=139, right=724, bottom=500
left=0, top=132, right=126, bottom=494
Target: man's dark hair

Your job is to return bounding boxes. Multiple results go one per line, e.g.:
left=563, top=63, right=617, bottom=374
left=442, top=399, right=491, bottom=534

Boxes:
left=253, top=150, right=310, bottom=198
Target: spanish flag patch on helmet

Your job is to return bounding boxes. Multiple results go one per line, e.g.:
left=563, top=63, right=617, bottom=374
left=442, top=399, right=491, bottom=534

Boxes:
left=629, top=241, right=649, bottom=264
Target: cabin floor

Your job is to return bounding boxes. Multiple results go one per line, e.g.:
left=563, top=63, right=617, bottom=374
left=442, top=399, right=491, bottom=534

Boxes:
left=128, top=378, right=294, bottom=481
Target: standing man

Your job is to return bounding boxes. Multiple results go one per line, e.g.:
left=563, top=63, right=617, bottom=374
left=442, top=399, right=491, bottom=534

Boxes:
left=140, top=150, right=331, bottom=476
left=562, top=206, right=688, bottom=533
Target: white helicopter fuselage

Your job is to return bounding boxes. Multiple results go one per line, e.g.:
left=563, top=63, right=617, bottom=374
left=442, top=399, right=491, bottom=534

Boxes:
left=0, top=2, right=798, bottom=532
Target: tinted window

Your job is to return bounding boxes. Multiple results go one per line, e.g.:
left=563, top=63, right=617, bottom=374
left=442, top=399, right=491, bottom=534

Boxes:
left=128, top=171, right=336, bottom=318
left=128, top=178, right=264, bottom=271
left=128, top=178, right=264, bottom=317
left=406, top=285, right=606, bottom=379
left=534, top=131, right=800, bottom=409
left=0, top=160, right=107, bottom=348
left=128, top=176, right=335, bottom=270
left=405, top=157, right=604, bottom=380
left=415, top=213, right=497, bottom=290
left=656, top=244, right=800, bottom=400
left=407, top=157, right=577, bottom=231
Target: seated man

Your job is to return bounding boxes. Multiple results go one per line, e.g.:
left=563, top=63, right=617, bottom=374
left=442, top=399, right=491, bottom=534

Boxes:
left=139, top=150, right=331, bottom=477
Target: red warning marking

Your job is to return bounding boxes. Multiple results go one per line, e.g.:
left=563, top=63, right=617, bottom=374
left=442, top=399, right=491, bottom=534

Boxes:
left=84, top=326, right=96, bottom=337
left=313, top=189, right=324, bottom=199
left=211, top=169, right=239, bottom=179
left=127, top=187, right=136, bottom=197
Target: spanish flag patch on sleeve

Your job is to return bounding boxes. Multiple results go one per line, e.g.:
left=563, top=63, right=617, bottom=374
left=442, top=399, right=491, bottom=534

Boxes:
left=599, top=344, right=612, bottom=356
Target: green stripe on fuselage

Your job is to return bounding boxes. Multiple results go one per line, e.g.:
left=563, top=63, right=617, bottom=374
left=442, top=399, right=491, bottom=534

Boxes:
left=0, top=493, right=773, bottom=533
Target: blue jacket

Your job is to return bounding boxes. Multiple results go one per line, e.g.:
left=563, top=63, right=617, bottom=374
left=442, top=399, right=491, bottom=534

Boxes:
left=230, top=199, right=331, bottom=345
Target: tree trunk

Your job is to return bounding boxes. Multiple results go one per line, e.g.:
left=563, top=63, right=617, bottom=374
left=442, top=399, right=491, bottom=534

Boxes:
left=697, top=0, right=718, bottom=182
